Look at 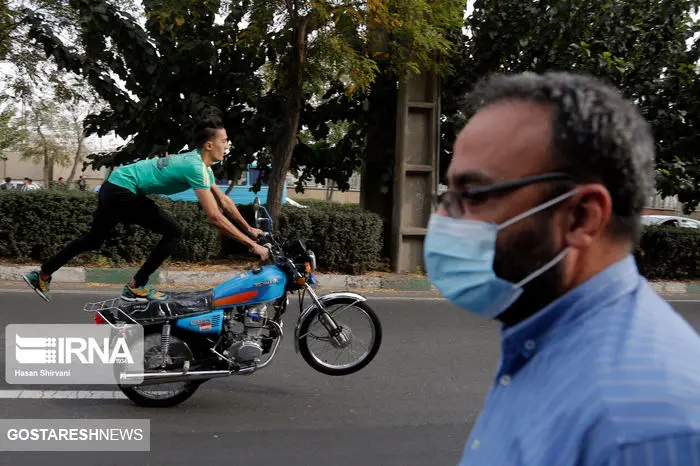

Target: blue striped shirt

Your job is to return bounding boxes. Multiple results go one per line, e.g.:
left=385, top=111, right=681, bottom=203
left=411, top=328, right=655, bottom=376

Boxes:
left=459, top=255, right=700, bottom=465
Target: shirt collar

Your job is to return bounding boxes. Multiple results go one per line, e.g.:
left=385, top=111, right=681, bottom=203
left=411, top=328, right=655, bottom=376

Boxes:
left=498, top=254, right=642, bottom=376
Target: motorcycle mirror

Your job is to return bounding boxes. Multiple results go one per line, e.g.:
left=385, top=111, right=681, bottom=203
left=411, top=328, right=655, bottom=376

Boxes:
left=253, top=197, right=261, bottom=228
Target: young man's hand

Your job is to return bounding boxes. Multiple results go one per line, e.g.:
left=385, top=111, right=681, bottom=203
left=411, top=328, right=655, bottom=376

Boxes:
left=248, top=226, right=264, bottom=239
left=251, top=243, right=270, bottom=261
left=196, top=189, right=268, bottom=260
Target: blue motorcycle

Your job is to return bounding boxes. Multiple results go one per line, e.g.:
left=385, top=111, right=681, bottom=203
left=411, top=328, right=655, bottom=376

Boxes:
left=84, top=197, right=382, bottom=407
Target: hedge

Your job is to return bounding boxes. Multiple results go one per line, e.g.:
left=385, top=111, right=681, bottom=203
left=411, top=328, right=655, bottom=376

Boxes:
left=0, top=189, right=384, bottom=274
left=634, top=225, right=700, bottom=280
left=2, top=189, right=699, bottom=279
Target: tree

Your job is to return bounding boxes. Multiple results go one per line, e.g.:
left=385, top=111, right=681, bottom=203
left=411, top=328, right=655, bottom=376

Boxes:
left=647, top=38, right=700, bottom=212
left=240, top=0, right=378, bottom=222
left=247, top=0, right=466, bottom=222
left=24, top=0, right=465, bottom=224
left=63, top=94, right=89, bottom=183
left=0, top=96, right=27, bottom=159
left=2, top=0, right=79, bottom=92
left=2, top=0, right=109, bottom=185
left=439, top=0, right=700, bottom=213
left=19, top=97, right=73, bottom=183
left=24, top=0, right=267, bottom=171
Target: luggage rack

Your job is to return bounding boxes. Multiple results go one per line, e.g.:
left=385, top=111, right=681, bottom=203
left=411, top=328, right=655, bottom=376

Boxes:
left=83, top=292, right=216, bottom=329
left=83, top=298, right=152, bottom=329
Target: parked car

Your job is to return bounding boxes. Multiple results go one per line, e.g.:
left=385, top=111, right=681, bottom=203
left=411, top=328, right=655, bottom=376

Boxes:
left=641, top=215, right=700, bottom=229
left=3, top=180, right=41, bottom=190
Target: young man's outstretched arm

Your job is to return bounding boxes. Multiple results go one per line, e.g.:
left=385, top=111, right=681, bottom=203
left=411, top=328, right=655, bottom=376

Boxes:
left=195, top=188, right=269, bottom=261
left=210, top=184, right=264, bottom=238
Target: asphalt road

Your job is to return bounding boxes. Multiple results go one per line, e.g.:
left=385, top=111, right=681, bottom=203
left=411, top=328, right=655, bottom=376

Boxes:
left=0, top=284, right=699, bottom=466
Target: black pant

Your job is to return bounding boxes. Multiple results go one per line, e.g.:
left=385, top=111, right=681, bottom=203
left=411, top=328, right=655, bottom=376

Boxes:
left=41, top=180, right=184, bottom=287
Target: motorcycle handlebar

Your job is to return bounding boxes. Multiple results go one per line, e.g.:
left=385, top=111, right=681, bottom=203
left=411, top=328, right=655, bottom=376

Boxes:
left=258, top=232, right=274, bottom=244
left=255, top=233, right=307, bottom=280
left=257, top=232, right=281, bottom=261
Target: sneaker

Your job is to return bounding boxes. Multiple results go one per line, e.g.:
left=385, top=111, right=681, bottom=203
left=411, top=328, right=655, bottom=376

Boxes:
left=23, top=270, right=51, bottom=302
left=121, top=284, right=167, bottom=302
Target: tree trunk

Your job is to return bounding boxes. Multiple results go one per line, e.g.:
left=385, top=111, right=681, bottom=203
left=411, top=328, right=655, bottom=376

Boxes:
left=46, top=158, right=54, bottom=184
left=37, top=125, right=52, bottom=185
left=266, top=15, right=309, bottom=225
left=267, top=100, right=302, bottom=224
left=67, top=137, right=84, bottom=183
left=225, top=180, right=235, bottom=195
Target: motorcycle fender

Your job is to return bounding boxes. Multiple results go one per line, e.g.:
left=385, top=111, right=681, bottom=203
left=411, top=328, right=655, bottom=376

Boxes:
left=294, top=292, right=367, bottom=353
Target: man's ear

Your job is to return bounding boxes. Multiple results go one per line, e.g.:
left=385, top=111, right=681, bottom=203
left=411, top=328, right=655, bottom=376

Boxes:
left=564, top=185, right=613, bottom=249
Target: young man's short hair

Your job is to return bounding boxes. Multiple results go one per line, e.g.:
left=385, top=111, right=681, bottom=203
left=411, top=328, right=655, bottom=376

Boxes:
left=193, top=117, right=225, bottom=150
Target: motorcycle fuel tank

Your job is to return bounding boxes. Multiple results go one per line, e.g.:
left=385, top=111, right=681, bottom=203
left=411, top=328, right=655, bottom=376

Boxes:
left=212, top=265, right=287, bottom=309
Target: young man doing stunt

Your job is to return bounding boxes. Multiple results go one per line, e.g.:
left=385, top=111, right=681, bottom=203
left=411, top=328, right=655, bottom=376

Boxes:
left=24, top=117, right=269, bottom=302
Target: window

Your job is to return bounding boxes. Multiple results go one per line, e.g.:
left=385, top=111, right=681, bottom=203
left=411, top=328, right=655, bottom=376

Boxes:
left=248, top=168, right=268, bottom=186
left=215, top=171, right=248, bottom=186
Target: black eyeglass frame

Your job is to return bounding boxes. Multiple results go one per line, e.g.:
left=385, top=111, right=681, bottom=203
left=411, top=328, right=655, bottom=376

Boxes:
left=434, top=172, right=582, bottom=214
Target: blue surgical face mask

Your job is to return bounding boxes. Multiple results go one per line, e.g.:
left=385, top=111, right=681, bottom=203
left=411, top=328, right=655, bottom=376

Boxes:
left=423, top=190, right=576, bottom=318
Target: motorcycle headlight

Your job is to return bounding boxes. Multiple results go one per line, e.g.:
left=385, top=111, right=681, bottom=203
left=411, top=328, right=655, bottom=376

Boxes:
left=307, top=250, right=317, bottom=272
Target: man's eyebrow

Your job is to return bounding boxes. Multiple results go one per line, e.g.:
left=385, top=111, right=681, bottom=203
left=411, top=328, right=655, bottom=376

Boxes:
left=450, top=171, right=495, bottom=188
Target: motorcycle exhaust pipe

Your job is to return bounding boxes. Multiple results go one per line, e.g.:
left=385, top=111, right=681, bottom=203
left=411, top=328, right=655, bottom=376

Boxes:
left=117, top=367, right=256, bottom=386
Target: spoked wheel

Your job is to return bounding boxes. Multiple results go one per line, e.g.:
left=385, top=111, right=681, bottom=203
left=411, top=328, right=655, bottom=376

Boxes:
left=298, top=299, right=382, bottom=376
left=118, top=330, right=201, bottom=408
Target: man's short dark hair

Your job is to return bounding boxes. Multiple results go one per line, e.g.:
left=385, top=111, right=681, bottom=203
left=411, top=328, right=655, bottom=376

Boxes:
left=465, top=71, right=656, bottom=244
left=4, top=177, right=10, bottom=182
left=193, top=116, right=225, bottom=150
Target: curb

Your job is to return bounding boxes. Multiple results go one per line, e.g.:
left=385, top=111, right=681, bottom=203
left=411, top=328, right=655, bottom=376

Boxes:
left=1, top=265, right=697, bottom=295
left=648, top=281, right=700, bottom=295
left=0, top=265, right=437, bottom=292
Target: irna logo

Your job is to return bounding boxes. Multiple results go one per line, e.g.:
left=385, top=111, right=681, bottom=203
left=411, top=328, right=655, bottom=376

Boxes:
left=14, top=335, right=134, bottom=365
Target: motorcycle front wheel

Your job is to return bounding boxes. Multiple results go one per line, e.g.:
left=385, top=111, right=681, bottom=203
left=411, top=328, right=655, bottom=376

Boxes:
left=297, top=298, right=382, bottom=376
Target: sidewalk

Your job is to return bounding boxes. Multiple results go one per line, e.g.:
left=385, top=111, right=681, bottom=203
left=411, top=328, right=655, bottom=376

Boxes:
left=1, top=263, right=699, bottom=295
left=0, top=264, right=436, bottom=292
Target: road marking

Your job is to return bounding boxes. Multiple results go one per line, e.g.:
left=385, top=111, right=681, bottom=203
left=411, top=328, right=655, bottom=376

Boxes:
left=0, top=390, right=126, bottom=399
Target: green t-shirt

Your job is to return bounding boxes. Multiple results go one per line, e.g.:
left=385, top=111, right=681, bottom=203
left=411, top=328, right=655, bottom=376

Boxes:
left=107, top=149, right=215, bottom=195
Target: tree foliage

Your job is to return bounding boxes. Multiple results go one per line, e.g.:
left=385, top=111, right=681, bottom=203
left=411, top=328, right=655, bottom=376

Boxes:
left=280, top=0, right=465, bottom=204
left=24, top=0, right=266, bottom=172
left=0, top=96, right=27, bottom=158
left=440, top=0, right=700, bottom=212
left=22, top=0, right=464, bottom=224
left=2, top=0, right=80, bottom=94
left=19, top=95, right=81, bottom=183
left=2, top=0, right=107, bottom=187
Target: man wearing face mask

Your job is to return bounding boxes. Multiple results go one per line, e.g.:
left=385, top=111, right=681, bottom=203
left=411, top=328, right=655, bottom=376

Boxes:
left=425, top=72, right=700, bottom=465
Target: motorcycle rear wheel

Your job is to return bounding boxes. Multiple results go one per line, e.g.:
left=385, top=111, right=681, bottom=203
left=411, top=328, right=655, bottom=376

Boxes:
left=117, top=327, right=202, bottom=408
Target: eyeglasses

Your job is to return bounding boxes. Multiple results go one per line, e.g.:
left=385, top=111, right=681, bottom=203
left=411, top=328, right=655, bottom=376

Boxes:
left=434, top=172, right=581, bottom=218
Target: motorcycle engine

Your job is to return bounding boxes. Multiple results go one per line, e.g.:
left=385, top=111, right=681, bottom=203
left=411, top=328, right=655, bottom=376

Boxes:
left=225, top=304, right=267, bottom=363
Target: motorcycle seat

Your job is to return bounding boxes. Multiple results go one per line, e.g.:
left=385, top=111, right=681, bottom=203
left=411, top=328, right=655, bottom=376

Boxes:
left=119, top=289, right=215, bottom=322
